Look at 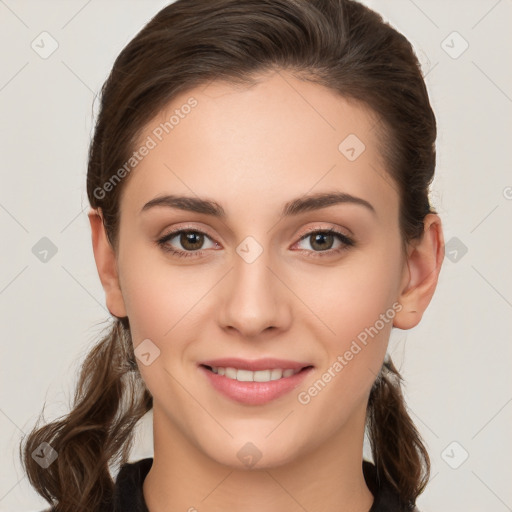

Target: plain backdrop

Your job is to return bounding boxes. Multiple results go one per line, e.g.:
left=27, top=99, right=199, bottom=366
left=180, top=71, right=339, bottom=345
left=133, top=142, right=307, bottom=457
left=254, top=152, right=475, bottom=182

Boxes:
left=0, top=1, right=511, bottom=511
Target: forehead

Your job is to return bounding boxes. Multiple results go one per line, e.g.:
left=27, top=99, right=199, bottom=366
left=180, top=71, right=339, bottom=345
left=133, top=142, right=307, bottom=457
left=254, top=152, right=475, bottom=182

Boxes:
left=120, top=70, right=398, bottom=223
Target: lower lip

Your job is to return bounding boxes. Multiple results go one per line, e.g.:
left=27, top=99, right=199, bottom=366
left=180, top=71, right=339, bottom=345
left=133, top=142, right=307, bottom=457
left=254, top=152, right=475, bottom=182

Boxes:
left=199, top=365, right=313, bottom=405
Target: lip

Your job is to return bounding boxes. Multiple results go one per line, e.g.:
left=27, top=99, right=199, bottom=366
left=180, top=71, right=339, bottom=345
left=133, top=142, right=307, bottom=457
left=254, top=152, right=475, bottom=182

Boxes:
left=198, top=359, right=314, bottom=406
left=199, top=357, right=311, bottom=371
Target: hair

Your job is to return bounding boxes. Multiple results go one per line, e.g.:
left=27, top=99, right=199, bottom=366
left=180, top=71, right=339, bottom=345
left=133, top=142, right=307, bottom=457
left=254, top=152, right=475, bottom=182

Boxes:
left=20, top=0, right=437, bottom=510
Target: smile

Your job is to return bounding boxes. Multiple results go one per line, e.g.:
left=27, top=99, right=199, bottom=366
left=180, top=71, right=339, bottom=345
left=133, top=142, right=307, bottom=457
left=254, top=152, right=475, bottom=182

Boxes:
left=206, top=366, right=303, bottom=382
left=198, top=361, right=314, bottom=405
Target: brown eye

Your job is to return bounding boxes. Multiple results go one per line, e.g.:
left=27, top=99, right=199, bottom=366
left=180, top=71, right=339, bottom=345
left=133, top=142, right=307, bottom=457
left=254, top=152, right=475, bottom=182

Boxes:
left=179, top=231, right=205, bottom=250
left=308, top=232, right=335, bottom=251
left=157, top=228, right=218, bottom=258
left=295, top=228, right=355, bottom=258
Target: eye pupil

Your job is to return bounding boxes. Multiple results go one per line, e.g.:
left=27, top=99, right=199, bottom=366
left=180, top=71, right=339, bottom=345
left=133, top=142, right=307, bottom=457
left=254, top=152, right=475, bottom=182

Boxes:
left=181, top=231, right=203, bottom=250
left=311, top=232, right=334, bottom=251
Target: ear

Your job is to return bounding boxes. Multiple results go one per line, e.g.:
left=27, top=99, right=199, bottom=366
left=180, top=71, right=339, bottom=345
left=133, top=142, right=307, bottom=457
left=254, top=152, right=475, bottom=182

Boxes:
left=88, top=208, right=127, bottom=318
left=393, top=213, right=444, bottom=330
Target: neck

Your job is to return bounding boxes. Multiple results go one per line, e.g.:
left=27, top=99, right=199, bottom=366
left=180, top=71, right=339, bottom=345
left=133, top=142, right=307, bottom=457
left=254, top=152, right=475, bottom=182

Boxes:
left=143, top=406, right=374, bottom=512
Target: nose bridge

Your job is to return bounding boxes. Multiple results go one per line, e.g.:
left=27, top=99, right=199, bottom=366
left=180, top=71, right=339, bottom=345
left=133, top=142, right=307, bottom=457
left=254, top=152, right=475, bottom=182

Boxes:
left=219, top=236, right=289, bottom=336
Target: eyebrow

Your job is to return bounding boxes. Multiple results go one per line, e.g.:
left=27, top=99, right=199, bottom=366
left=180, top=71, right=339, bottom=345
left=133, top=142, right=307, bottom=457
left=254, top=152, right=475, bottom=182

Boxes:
left=140, top=191, right=376, bottom=218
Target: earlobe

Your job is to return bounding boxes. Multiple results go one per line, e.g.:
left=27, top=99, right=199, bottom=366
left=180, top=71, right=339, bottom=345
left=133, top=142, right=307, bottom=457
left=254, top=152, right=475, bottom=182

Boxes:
left=393, top=214, right=444, bottom=330
left=88, top=208, right=127, bottom=318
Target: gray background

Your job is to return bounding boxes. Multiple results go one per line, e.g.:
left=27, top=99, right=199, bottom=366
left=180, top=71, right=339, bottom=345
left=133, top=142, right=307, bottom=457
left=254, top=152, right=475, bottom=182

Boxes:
left=0, top=0, right=511, bottom=510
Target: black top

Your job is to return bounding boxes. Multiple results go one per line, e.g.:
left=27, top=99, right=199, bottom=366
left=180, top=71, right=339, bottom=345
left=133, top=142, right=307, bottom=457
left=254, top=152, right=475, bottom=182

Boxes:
left=42, top=458, right=419, bottom=511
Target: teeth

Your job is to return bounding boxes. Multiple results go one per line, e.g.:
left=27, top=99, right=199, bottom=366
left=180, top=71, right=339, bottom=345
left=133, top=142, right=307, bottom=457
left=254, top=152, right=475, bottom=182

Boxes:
left=209, top=366, right=302, bottom=382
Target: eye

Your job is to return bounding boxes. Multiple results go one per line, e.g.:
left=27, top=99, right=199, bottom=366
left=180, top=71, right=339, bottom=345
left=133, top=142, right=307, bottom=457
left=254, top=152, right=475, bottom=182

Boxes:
left=156, top=227, right=218, bottom=258
left=293, top=228, right=355, bottom=258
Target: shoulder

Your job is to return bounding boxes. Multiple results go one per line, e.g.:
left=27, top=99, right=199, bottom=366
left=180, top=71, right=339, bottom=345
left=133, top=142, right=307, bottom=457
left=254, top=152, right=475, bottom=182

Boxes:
left=363, top=460, right=420, bottom=512
left=110, top=457, right=153, bottom=511
left=37, top=458, right=154, bottom=512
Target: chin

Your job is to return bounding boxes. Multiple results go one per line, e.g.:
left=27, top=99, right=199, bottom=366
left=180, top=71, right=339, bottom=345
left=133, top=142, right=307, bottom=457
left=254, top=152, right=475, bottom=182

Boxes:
left=202, top=437, right=305, bottom=471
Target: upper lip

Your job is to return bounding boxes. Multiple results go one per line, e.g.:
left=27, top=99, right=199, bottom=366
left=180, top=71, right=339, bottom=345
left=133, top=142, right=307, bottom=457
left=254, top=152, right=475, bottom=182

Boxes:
left=199, top=357, right=313, bottom=371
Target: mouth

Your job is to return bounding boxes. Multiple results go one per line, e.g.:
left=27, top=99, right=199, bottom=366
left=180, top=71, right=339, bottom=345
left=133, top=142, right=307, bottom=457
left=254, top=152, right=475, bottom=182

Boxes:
left=198, top=359, right=314, bottom=405
left=200, top=364, right=313, bottom=383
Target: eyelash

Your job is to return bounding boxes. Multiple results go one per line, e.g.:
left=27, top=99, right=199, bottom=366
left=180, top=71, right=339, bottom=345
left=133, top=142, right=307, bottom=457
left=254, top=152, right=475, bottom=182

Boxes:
left=156, top=225, right=355, bottom=259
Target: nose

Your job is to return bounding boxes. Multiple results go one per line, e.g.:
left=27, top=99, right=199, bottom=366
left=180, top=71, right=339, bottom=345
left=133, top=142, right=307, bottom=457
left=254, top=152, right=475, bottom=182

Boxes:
left=217, top=245, right=292, bottom=339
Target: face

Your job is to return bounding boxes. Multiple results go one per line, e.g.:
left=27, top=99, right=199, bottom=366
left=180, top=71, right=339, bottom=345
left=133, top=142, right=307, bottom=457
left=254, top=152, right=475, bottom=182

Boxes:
left=100, top=70, right=414, bottom=469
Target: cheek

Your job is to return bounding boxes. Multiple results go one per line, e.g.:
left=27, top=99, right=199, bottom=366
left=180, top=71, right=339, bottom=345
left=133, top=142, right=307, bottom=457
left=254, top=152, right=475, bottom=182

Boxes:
left=299, top=238, right=402, bottom=340
left=118, top=242, right=206, bottom=346
left=295, top=234, right=402, bottom=395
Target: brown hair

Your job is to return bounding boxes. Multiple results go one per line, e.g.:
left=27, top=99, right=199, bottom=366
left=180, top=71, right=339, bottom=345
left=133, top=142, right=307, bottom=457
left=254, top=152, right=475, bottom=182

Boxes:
left=20, top=0, right=436, bottom=510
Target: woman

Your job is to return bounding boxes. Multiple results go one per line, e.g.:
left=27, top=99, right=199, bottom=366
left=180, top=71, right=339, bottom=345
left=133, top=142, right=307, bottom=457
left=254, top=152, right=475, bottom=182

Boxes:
left=20, top=0, right=444, bottom=510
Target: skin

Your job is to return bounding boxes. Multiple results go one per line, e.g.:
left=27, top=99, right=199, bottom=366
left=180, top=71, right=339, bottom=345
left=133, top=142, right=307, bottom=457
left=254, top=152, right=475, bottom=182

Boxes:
left=89, top=70, right=444, bottom=512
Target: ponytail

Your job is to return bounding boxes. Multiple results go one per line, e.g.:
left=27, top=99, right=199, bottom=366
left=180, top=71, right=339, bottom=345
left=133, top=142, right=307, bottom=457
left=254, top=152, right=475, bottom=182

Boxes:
left=19, top=318, right=152, bottom=512
left=366, top=355, right=430, bottom=507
